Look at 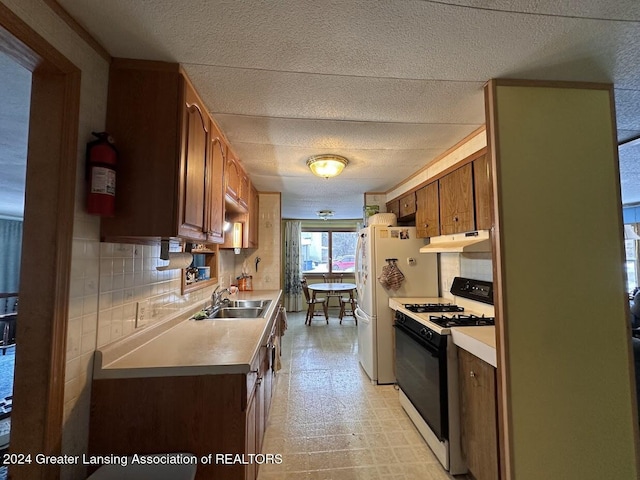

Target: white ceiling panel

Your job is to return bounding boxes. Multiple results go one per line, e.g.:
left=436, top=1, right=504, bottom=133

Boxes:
left=3, top=0, right=640, bottom=219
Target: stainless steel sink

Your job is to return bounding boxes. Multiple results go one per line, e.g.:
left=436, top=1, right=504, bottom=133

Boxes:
left=192, top=299, right=271, bottom=320
left=226, top=299, right=271, bottom=309
left=208, top=307, right=265, bottom=318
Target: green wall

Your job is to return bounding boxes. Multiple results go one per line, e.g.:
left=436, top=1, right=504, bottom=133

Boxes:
left=491, top=82, right=639, bottom=479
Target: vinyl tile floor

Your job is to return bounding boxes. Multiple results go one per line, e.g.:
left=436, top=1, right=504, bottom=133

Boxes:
left=257, top=310, right=466, bottom=480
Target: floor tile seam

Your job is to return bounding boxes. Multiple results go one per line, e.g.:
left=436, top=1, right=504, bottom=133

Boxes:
left=270, top=460, right=439, bottom=474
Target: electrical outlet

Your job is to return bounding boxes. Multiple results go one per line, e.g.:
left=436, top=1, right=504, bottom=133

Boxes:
left=135, top=299, right=150, bottom=328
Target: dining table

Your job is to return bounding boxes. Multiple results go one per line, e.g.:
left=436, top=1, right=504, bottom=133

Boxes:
left=307, top=282, right=357, bottom=302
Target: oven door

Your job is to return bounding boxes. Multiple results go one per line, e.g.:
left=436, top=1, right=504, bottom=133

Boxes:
left=394, top=324, right=448, bottom=440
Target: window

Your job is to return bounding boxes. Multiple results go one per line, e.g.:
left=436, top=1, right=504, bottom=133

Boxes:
left=301, top=229, right=358, bottom=275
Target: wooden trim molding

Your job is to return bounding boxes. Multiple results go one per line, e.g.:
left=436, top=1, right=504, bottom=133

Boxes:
left=0, top=5, right=80, bottom=480
left=484, top=78, right=512, bottom=480
left=42, top=0, right=111, bottom=61
left=385, top=124, right=487, bottom=194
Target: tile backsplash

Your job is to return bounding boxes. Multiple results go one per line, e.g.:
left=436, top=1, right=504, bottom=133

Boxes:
left=439, top=252, right=493, bottom=298
left=219, top=193, right=282, bottom=292
left=95, top=242, right=212, bottom=347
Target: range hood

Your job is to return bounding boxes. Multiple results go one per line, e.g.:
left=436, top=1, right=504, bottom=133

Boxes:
left=419, top=230, right=491, bottom=253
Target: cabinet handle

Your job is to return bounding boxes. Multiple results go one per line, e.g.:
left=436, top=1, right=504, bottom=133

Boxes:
left=470, top=371, right=476, bottom=378
left=453, top=216, right=459, bottom=222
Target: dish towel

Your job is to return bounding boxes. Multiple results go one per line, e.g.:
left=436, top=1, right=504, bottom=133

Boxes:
left=278, top=305, right=288, bottom=336
left=274, top=335, right=282, bottom=372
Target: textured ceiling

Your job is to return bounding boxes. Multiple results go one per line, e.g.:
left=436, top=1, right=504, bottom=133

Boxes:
left=4, top=1, right=640, bottom=219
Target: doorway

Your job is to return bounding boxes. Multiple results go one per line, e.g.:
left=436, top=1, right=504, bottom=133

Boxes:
left=0, top=5, right=80, bottom=479
left=0, top=49, right=31, bottom=473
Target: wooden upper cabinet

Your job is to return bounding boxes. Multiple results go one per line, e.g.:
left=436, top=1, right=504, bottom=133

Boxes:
left=207, top=124, right=226, bottom=244
left=416, top=182, right=440, bottom=238
left=100, top=59, right=226, bottom=244
left=386, top=199, right=400, bottom=219
left=473, top=154, right=493, bottom=231
left=239, top=172, right=250, bottom=210
left=399, top=192, right=416, bottom=218
left=225, top=151, right=246, bottom=210
left=247, top=183, right=259, bottom=249
left=178, top=84, right=209, bottom=241
left=439, top=163, right=475, bottom=235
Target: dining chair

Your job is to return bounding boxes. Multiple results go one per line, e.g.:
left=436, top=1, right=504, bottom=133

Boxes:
left=301, top=278, right=328, bottom=325
left=322, top=273, right=343, bottom=309
left=339, top=288, right=358, bottom=325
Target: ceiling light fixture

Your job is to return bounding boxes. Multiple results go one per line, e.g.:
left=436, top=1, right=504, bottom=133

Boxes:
left=316, top=210, right=334, bottom=221
left=306, top=154, right=348, bottom=179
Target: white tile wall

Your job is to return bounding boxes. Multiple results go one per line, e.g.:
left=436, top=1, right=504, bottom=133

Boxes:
left=461, top=252, right=493, bottom=281
left=439, top=252, right=493, bottom=298
left=220, top=193, right=282, bottom=291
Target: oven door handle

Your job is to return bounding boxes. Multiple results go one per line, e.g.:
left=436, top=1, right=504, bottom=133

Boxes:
left=393, top=324, right=440, bottom=358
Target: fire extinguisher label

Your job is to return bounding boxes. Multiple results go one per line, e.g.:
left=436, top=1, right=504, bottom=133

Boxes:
left=91, top=167, right=116, bottom=196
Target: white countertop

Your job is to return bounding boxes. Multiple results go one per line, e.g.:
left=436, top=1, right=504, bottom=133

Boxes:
left=94, top=290, right=282, bottom=379
left=451, top=327, right=497, bottom=368
left=389, top=296, right=497, bottom=367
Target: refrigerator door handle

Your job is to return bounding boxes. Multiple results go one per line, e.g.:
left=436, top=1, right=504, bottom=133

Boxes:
left=355, top=307, right=370, bottom=325
left=355, top=232, right=365, bottom=300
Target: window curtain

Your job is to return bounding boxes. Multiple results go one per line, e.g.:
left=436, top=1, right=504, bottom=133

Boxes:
left=0, top=219, right=23, bottom=311
left=283, top=220, right=303, bottom=312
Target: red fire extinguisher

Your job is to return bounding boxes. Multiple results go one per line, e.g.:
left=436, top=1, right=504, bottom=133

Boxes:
left=86, top=132, right=117, bottom=216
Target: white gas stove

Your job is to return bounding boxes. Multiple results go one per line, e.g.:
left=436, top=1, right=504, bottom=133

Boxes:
left=392, top=277, right=496, bottom=475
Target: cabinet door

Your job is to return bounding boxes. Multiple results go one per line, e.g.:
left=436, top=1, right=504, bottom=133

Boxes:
left=247, top=183, right=259, bottom=248
left=239, top=171, right=250, bottom=210
left=416, top=182, right=440, bottom=238
left=458, top=349, right=499, bottom=480
left=439, top=163, right=475, bottom=234
left=473, top=154, right=493, bottom=231
left=386, top=200, right=400, bottom=219
left=178, top=84, right=209, bottom=241
left=399, top=192, right=416, bottom=218
left=207, top=129, right=226, bottom=244
left=245, top=386, right=257, bottom=480
left=226, top=152, right=242, bottom=202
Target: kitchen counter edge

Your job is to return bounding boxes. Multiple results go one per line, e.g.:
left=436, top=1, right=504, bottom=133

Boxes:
left=93, top=289, right=283, bottom=379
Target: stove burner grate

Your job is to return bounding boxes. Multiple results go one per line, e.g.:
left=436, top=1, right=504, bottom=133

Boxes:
left=428, top=313, right=495, bottom=327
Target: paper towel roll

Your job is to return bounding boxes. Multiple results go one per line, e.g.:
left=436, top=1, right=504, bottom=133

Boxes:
left=156, top=252, right=193, bottom=271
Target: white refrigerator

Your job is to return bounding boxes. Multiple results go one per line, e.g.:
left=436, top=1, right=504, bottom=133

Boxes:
left=355, top=225, right=438, bottom=384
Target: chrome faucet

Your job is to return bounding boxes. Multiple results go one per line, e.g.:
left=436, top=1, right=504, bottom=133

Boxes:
left=211, top=286, right=231, bottom=309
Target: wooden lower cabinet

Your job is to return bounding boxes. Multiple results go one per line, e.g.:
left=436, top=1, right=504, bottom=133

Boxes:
left=89, top=323, right=278, bottom=480
left=245, top=377, right=259, bottom=480
left=458, top=348, right=499, bottom=480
